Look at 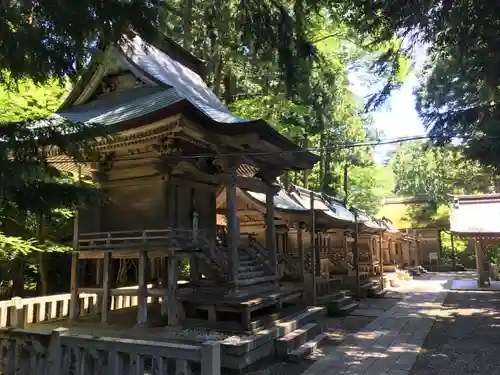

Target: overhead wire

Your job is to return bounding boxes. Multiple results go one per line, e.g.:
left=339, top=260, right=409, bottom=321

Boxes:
left=25, top=133, right=493, bottom=164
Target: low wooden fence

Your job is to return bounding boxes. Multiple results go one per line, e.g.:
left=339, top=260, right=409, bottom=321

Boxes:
left=0, top=289, right=144, bottom=328
left=0, top=328, right=220, bottom=375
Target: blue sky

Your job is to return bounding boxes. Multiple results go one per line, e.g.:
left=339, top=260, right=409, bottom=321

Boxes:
left=350, top=45, right=428, bottom=163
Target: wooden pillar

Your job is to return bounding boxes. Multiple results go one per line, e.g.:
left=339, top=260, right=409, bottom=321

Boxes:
left=69, top=166, right=81, bottom=322
left=94, top=258, right=102, bottom=314
left=101, top=252, right=110, bottom=323
left=475, top=240, right=488, bottom=286
left=167, top=253, right=179, bottom=326
left=266, top=187, right=277, bottom=275
left=160, top=256, right=168, bottom=316
left=190, top=212, right=201, bottom=285
left=167, top=179, right=177, bottom=227
left=451, top=233, right=456, bottom=269
left=417, top=239, right=422, bottom=266
left=297, top=225, right=305, bottom=281
left=137, top=251, right=148, bottom=326
left=343, top=234, right=349, bottom=269
left=353, top=212, right=361, bottom=300
left=309, top=192, right=317, bottom=303
left=69, top=253, right=79, bottom=321
left=379, top=232, right=384, bottom=288
left=150, top=258, right=159, bottom=303
left=226, top=170, right=239, bottom=285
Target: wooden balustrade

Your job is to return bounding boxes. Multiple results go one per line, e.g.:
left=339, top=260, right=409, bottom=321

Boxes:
left=0, top=293, right=98, bottom=329
left=78, top=228, right=209, bottom=251
left=0, top=328, right=221, bottom=375
left=0, top=286, right=157, bottom=328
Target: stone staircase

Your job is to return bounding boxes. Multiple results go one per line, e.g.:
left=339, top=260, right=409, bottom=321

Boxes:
left=275, top=319, right=328, bottom=362
left=324, top=290, right=359, bottom=316
left=366, top=279, right=388, bottom=298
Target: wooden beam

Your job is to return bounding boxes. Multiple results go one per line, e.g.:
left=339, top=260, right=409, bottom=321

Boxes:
left=217, top=209, right=262, bottom=217
left=101, top=251, right=110, bottom=323
left=137, top=251, right=148, bottom=326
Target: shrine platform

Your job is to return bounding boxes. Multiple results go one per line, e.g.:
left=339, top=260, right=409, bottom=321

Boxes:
left=178, top=285, right=304, bottom=333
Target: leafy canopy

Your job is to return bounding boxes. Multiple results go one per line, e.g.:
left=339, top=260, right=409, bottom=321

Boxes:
left=0, top=0, right=161, bottom=84
left=331, top=1, right=500, bottom=167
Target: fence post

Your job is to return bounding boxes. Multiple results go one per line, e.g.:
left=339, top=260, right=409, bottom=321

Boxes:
left=10, top=297, right=25, bottom=328
left=47, top=328, right=67, bottom=374
left=200, top=341, right=220, bottom=375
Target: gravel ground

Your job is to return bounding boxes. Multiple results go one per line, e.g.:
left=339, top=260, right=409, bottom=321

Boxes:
left=410, top=289, right=500, bottom=375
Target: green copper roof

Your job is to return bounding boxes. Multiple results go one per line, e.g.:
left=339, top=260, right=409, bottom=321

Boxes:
left=54, top=87, right=181, bottom=126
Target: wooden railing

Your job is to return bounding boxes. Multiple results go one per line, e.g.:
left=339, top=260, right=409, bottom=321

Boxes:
left=244, top=237, right=274, bottom=276
left=0, top=328, right=220, bottom=375
left=0, top=287, right=154, bottom=329
left=78, top=228, right=209, bottom=251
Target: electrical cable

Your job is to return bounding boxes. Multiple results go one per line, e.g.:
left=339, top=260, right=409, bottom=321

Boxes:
left=12, top=133, right=495, bottom=164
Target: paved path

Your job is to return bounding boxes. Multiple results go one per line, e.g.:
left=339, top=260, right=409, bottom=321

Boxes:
left=301, top=275, right=453, bottom=375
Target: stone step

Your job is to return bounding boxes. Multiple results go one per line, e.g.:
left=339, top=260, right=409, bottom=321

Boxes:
left=275, top=323, right=321, bottom=359
left=368, top=288, right=387, bottom=298
left=238, top=265, right=264, bottom=273
left=238, top=270, right=265, bottom=279
left=236, top=275, right=277, bottom=287
left=325, top=294, right=356, bottom=316
left=328, top=302, right=358, bottom=317
left=328, top=295, right=353, bottom=309
left=239, top=260, right=260, bottom=266
left=288, top=333, right=328, bottom=363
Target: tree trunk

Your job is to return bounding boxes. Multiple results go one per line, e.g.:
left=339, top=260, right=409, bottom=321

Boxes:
left=303, top=135, right=309, bottom=188
left=213, top=57, right=223, bottom=97
left=37, top=214, right=48, bottom=296
left=223, top=66, right=234, bottom=104
left=343, top=162, right=349, bottom=207
left=11, top=260, right=24, bottom=297
left=319, top=131, right=325, bottom=191
left=182, top=0, right=194, bottom=49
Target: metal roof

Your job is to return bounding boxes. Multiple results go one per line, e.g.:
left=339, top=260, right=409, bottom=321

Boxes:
left=450, top=194, right=500, bottom=235
left=289, top=185, right=355, bottom=223
left=246, top=190, right=307, bottom=211
left=55, top=87, right=181, bottom=126
left=119, top=34, right=249, bottom=125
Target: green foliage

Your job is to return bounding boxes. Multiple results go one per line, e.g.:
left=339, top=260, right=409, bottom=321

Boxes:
left=388, top=141, right=496, bottom=227
left=328, top=0, right=500, bottom=167
left=345, top=165, right=393, bottom=216
left=391, top=141, right=495, bottom=204
left=0, top=78, right=68, bottom=122
left=0, top=1, right=161, bottom=84
left=0, top=79, right=102, bottom=265
left=224, top=10, right=395, bottom=214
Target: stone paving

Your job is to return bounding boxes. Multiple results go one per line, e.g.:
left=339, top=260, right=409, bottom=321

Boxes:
left=300, top=275, right=453, bottom=375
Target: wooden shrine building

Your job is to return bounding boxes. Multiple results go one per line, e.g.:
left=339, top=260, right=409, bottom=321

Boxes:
left=47, top=31, right=318, bottom=332
left=215, top=182, right=391, bottom=304
left=450, top=194, right=500, bottom=286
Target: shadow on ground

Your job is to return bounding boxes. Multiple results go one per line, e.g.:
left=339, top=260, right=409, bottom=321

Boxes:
left=410, top=289, right=500, bottom=375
